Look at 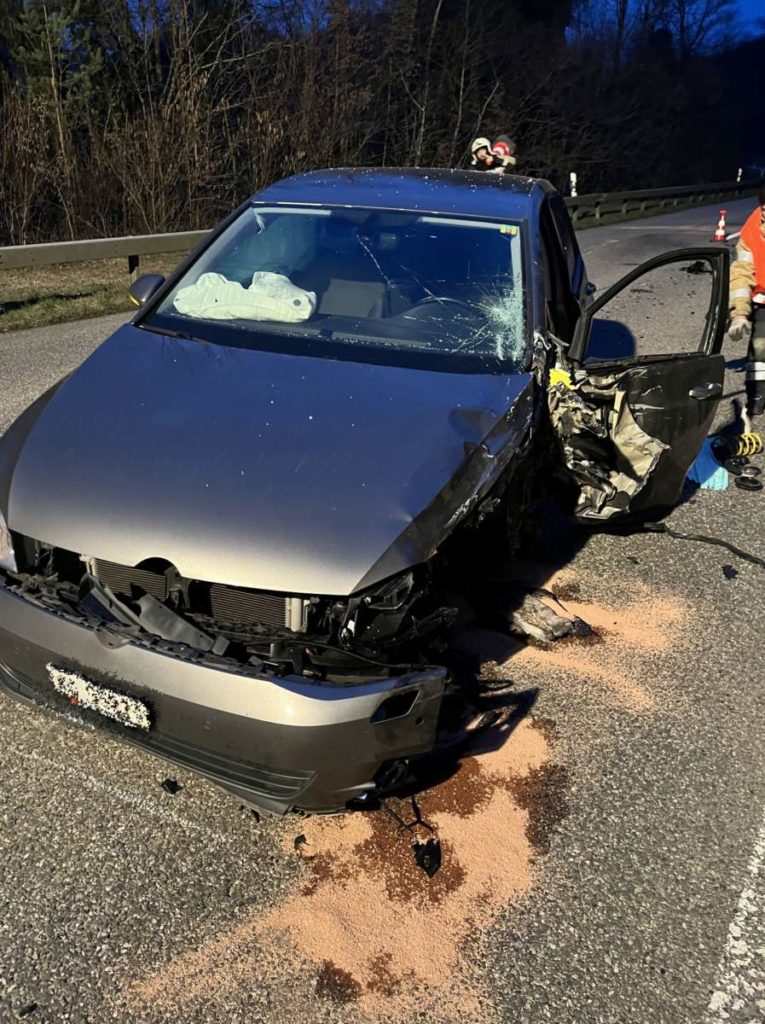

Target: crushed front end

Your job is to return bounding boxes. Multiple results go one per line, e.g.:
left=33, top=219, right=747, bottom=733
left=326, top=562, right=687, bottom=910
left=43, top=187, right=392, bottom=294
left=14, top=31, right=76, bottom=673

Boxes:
left=0, top=535, right=452, bottom=814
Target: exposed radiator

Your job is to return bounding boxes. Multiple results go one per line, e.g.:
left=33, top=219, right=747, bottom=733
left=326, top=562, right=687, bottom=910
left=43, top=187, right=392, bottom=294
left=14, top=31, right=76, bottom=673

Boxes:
left=209, top=585, right=288, bottom=627
left=93, top=559, right=168, bottom=601
left=92, top=559, right=292, bottom=628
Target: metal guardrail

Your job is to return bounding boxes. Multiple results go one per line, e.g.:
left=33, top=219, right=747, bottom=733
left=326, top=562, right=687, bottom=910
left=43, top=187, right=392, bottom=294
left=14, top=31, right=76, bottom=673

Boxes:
left=0, top=180, right=760, bottom=274
left=0, top=229, right=209, bottom=273
left=564, top=180, right=759, bottom=224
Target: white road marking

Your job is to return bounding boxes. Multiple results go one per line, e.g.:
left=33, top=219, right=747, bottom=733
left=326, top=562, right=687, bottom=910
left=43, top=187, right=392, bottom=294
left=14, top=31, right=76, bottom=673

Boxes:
left=704, top=808, right=765, bottom=1023
left=11, top=747, right=232, bottom=847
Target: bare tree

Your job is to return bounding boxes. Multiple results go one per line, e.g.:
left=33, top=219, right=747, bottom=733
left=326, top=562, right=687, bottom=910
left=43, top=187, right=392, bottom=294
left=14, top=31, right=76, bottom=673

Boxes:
left=0, top=0, right=754, bottom=245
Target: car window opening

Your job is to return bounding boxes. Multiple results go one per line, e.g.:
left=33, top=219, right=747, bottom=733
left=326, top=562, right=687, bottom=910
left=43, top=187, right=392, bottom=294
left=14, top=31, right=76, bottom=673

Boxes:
left=150, top=207, right=526, bottom=372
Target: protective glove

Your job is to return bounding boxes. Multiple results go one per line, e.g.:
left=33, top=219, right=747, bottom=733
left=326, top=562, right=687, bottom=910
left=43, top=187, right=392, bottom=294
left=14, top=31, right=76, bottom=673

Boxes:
left=728, top=316, right=751, bottom=343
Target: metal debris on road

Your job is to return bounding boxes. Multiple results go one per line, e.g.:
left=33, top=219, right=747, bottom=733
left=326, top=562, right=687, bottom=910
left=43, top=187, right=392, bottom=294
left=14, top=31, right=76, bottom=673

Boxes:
left=734, top=475, right=763, bottom=492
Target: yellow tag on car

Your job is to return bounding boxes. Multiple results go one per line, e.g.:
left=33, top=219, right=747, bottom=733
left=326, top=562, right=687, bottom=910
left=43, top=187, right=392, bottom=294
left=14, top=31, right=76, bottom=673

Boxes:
left=549, top=368, right=572, bottom=389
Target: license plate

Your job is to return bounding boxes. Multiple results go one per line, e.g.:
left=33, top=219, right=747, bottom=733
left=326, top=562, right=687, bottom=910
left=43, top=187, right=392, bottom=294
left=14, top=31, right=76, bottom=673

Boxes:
left=47, top=664, right=151, bottom=731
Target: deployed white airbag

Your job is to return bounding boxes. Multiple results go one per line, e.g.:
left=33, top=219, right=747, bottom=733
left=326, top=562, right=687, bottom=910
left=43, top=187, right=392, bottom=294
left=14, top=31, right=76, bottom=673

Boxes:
left=173, top=271, right=316, bottom=322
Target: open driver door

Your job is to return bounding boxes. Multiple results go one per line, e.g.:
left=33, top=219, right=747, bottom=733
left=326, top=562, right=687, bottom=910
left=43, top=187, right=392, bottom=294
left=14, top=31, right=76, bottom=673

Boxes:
left=550, top=246, right=729, bottom=521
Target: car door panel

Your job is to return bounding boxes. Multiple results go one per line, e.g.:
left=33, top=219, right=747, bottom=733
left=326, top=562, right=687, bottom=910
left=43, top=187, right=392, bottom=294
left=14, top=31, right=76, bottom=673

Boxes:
left=551, top=246, right=729, bottom=521
left=606, top=352, right=725, bottom=511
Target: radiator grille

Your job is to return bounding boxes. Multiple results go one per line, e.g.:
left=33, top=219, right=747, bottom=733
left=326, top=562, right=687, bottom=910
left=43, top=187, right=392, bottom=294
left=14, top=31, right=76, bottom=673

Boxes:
left=93, top=559, right=168, bottom=600
left=209, top=585, right=288, bottom=627
left=91, top=558, right=288, bottom=627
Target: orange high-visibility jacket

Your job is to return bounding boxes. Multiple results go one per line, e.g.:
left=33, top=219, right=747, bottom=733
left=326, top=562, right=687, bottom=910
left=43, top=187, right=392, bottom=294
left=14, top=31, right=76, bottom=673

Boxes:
left=730, top=207, right=765, bottom=318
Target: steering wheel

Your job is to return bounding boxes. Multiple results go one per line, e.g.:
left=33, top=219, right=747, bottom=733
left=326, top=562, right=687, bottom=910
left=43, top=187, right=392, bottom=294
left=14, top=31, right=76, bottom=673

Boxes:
left=409, top=296, right=478, bottom=314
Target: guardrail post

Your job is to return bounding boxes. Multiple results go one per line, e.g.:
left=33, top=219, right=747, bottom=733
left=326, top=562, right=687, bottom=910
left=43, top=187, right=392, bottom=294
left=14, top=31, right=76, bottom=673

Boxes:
left=128, top=254, right=140, bottom=280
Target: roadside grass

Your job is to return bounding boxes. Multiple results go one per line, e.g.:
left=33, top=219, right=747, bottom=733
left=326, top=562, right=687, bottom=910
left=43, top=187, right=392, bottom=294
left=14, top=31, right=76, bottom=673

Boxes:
left=0, top=253, right=181, bottom=333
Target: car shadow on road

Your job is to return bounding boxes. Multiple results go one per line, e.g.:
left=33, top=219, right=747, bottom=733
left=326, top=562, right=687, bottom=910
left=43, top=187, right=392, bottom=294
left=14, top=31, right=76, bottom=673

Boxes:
left=380, top=496, right=591, bottom=805
left=382, top=685, right=541, bottom=806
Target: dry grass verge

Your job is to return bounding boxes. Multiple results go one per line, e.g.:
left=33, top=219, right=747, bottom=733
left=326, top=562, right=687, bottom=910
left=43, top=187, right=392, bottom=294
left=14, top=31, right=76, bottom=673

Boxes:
left=0, top=253, right=180, bottom=333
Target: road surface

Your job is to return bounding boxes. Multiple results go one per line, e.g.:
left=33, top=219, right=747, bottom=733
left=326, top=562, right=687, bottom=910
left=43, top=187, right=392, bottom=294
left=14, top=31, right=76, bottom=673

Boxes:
left=0, top=197, right=762, bottom=1024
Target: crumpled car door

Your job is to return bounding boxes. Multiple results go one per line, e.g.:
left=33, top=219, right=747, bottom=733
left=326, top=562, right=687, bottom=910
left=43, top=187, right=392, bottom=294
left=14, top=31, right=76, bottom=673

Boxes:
left=549, top=246, right=729, bottom=521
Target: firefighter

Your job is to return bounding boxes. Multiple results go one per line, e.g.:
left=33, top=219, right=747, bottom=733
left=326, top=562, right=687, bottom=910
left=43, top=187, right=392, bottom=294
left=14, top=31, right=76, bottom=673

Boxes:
left=729, top=185, right=765, bottom=419
left=469, top=135, right=517, bottom=174
left=492, top=134, right=518, bottom=172
left=469, top=137, right=498, bottom=171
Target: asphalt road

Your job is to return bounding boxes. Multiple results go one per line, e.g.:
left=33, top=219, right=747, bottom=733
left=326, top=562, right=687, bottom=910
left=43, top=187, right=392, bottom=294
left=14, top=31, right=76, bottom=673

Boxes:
left=0, top=198, right=763, bottom=1024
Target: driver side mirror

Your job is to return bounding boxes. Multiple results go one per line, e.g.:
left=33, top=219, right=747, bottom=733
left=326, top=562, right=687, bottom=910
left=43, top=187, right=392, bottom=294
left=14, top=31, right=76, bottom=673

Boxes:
left=129, top=274, right=166, bottom=308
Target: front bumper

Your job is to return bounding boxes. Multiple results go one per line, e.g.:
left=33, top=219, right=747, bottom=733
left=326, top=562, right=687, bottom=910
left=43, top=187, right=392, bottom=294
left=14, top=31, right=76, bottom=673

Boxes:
left=0, top=578, right=446, bottom=813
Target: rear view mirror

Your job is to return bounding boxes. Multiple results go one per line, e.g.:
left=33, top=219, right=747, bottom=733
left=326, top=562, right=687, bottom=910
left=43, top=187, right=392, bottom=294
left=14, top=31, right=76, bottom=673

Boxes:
left=129, top=274, right=165, bottom=308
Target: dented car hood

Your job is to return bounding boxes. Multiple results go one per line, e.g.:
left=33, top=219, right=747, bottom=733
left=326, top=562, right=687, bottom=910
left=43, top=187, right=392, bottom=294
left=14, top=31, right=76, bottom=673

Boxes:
left=3, top=325, right=533, bottom=595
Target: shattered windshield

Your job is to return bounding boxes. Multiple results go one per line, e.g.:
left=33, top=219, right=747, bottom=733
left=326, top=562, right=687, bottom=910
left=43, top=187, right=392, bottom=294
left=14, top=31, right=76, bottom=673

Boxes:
left=148, top=205, right=527, bottom=372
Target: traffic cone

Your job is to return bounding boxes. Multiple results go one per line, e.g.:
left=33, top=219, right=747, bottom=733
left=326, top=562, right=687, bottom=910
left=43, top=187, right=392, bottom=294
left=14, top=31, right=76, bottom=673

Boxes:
left=710, top=209, right=727, bottom=242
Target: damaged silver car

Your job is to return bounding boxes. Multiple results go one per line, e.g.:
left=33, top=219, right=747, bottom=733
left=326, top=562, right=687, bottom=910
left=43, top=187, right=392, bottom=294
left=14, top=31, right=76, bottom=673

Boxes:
left=0, top=169, right=728, bottom=813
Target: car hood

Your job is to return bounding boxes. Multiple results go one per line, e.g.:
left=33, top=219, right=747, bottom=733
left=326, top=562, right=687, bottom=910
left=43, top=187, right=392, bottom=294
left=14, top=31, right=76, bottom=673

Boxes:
left=4, top=325, right=533, bottom=595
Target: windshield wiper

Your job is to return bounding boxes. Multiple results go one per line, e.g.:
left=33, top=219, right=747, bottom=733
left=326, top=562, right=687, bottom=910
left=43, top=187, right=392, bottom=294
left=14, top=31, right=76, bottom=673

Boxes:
left=139, top=323, right=202, bottom=343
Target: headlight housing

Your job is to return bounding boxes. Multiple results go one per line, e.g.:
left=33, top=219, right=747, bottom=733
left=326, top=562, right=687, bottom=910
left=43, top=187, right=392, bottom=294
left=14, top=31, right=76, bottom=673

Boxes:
left=361, top=571, right=415, bottom=611
left=0, top=511, right=17, bottom=572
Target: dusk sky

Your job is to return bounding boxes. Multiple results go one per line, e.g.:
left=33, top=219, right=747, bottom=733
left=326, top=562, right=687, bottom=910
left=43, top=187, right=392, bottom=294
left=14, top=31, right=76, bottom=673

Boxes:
left=736, top=0, right=765, bottom=31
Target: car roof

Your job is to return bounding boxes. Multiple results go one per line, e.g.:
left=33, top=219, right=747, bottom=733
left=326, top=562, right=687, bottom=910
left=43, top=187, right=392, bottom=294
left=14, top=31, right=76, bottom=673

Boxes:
left=251, top=167, right=556, bottom=222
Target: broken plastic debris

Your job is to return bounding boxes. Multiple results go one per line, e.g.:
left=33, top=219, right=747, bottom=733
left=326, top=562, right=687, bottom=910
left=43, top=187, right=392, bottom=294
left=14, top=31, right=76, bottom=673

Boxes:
left=161, top=778, right=182, bottom=795
left=294, top=834, right=308, bottom=852
left=722, top=565, right=738, bottom=580
left=507, top=590, right=592, bottom=644
left=412, top=837, right=442, bottom=877
left=381, top=795, right=443, bottom=876
left=16, top=1003, right=38, bottom=1018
